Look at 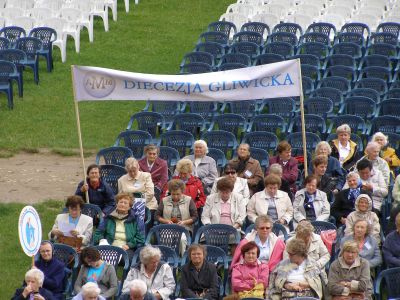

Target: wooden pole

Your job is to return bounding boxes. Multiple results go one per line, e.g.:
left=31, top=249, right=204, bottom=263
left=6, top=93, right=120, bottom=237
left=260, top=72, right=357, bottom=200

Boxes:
left=32, top=255, right=35, bottom=268
left=296, top=59, right=308, bottom=177
left=71, top=66, right=89, bottom=202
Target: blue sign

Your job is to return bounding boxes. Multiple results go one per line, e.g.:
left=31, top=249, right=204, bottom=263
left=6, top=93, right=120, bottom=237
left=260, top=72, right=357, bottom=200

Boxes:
left=18, top=206, right=42, bottom=257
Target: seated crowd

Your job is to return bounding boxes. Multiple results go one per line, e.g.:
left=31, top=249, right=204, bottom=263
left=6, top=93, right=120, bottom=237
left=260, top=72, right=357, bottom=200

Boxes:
left=12, top=126, right=400, bottom=300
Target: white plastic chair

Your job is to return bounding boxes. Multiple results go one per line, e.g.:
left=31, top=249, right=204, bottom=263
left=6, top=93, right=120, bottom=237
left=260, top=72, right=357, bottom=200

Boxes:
left=34, top=0, right=63, bottom=12
left=42, top=17, right=67, bottom=62
left=0, top=16, right=5, bottom=27
left=269, top=0, right=296, bottom=8
left=324, top=5, right=353, bottom=21
left=90, top=0, right=109, bottom=32
left=298, top=0, right=326, bottom=10
left=6, top=0, right=34, bottom=11
left=318, top=13, right=345, bottom=30
left=285, top=14, right=314, bottom=32
left=0, top=0, right=6, bottom=8
left=359, top=0, right=388, bottom=10
left=250, top=12, right=279, bottom=30
left=219, top=12, right=249, bottom=31
left=294, top=4, right=321, bottom=18
left=0, top=7, right=24, bottom=19
left=355, top=6, right=384, bottom=19
left=28, top=7, right=52, bottom=26
left=226, top=3, right=256, bottom=18
left=59, top=7, right=81, bottom=53
left=384, top=15, right=400, bottom=23
left=328, top=0, right=359, bottom=10
left=9, top=16, right=35, bottom=32
left=351, top=13, right=379, bottom=31
left=259, top=3, right=287, bottom=20
left=105, top=0, right=117, bottom=21
left=237, top=0, right=264, bottom=5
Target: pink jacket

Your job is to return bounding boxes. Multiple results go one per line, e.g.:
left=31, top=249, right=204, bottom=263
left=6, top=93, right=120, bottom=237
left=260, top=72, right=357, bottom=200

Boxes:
left=231, top=260, right=269, bottom=293
left=231, top=231, right=285, bottom=273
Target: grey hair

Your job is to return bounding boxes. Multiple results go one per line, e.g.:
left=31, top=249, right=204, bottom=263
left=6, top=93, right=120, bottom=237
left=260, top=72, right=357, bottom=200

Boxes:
left=82, top=282, right=101, bottom=296
left=25, top=269, right=44, bottom=286
left=193, top=140, right=208, bottom=154
left=139, top=245, right=161, bottom=265
left=269, top=163, right=283, bottom=176
left=336, top=124, right=351, bottom=134
left=366, top=141, right=381, bottom=153
left=346, top=171, right=360, bottom=181
left=372, top=132, right=388, bottom=146
left=129, top=279, right=148, bottom=296
left=125, top=157, right=139, bottom=171
left=315, top=141, right=332, bottom=155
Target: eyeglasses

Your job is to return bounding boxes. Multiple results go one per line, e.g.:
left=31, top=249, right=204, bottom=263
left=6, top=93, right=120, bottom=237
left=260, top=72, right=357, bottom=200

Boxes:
left=258, top=226, right=272, bottom=230
left=225, top=171, right=236, bottom=175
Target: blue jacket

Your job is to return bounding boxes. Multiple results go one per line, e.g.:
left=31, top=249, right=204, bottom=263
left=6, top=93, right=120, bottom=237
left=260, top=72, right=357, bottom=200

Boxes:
left=35, top=257, right=65, bottom=300
left=12, top=287, right=55, bottom=300
left=76, top=179, right=115, bottom=214
left=383, top=230, right=400, bottom=268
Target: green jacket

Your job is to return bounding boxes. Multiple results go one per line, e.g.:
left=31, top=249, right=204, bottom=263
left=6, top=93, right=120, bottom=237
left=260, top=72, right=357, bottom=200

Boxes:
left=94, top=211, right=145, bottom=249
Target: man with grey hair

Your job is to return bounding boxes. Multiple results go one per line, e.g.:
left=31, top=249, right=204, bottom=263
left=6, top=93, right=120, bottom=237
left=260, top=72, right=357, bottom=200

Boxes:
left=120, top=279, right=156, bottom=300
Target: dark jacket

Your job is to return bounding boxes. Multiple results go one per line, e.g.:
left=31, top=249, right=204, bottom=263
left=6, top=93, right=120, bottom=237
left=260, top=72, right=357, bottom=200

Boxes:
left=180, top=261, right=219, bottom=300
left=230, top=156, right=264, bottom=194
left=75, top=179, right=115, bottom=214
left=93, top=210, right=145, bottom=250
left=35, top=257, right=65, bottom=300
left=120, top=292, right=156, bottom=300
left=138, top=157, right=168, bottom=191
left=383, top=230, right=400, bottom=268
left=330, top=139, right=359, bottom=170
left=12, top=287, right=55, bottom=300
left=309, top=156, right=346, bottom=190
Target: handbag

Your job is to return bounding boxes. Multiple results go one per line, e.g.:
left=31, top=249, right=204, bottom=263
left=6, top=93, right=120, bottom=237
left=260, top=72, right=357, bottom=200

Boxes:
left=58, top=236, right=83, bottom=252
left=237, top=277, right=265, bottom=299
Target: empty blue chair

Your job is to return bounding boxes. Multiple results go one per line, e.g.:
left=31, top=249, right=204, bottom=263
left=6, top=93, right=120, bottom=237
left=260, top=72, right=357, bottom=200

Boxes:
left=143, top=100, right=181, bottom=124
left=377, top=22, right=400, bottom=38
left=247, top=113, right=286, bottom=135
left=302, top=76, right=314, bottom=95
left=16, top=37, right=42, bottom=84
left=96, top=146, right=133, bottom=167
left=201, top=130, right=238, bottom=158
left=114, top=130, right=152, bottom=159
left=324, top=65, right=357, bottom=83
left=218, top=53, right=251, bottom=68
left=340, top=22, right=370, bottom=39
left=233, top=31, right=263, bottom=45
left=369, top=32, right=398, bottom=46
left=126, top=111, right=165, bottom=141
left=291, top=54, right=320, bottom=68
left=241, top=22, right=270, bottom=38
left=300, top=32, right=330, bottom=46
left=145, top=224, right=192, bottom=255
left=29, top=27, right=57, bottom=72
left=0, top=48, right=26, bottom=98
left=359, top=66, right=392, bottom=83
left=348, top=87, right=380, bottom=103
left=355, top=78, right=388, bottom=96
left=207, top=21, right=237, bottom=38
left=330, top=42, right=362, bottom=60
left=187, top=101, right=219, bottom=122
left=327, top=115, right=367, bottom=135
left=310, top=221, right=337, bottom=234
left=378, top=99, right=400, bottom=117
left=370, top=116, right=400, bottom=134
left=359, top=54, right=391, bottom=71
left=311, top=87, right=343, bottom=108
left=288, top=114, right=327, bottom=137
left=208, top=113, right=247, bottom=138
left=366, top=43, right=398, bottom=60
left=304, top=97, right=333, bottom=117
left=224, top=100, right=258, bottom=119
left=180, top=51, right=214, bottom=69
left=198, top=31, right=229, bottom=46
left=167, top=113, right=206, bottom=137
left=301, top=64, right=320, bottom=81
left=242, top=131, right=279, bottom=152
left=0, top=26, right=26, bottom=47
left=159, top=146, right=180, bottom=170
left=306, top=22, right=336, bottom=38
left=253, top=53, right=284, bottom=65
left=99, top=164, right=126, bottom=195
left=324, top=54, right=356, bottom=70
left=195, top=42, right=226, bottom=60
left=375, top=267, right=400, bottom=300
left=230, top=41, right=260, bottom=60
left=180, top=62, right=212, bottom=74
left=287, top=132, right=321, bottom=152
left=218, top=62, right=247, bottom=71
left=207, top=147, right=227, bottom=173
left=386, top=132, right=400, bottom=149
left=249, top=147, right=269, bottom=172
left=0, top=37, right=10, bottom=50
left=159, top=130, right=194, bottom=157
left=385, top=88, right=400, bottom=100
left=340, top=96, right=377, bottom=119
left=336, top=32, right=366, bottom=48
left=0, top=59, right=16, bottom=109
left=268, top=32, right=298, bottom=47
left=273, top=22, right=303, bottom=37
left=297, top=42, right=329, bottom=59
left=263, top=41, right=294, bottom=58
left=263, top=97, right=297, bottom=119
left=317, top=76, right=351, bottom=94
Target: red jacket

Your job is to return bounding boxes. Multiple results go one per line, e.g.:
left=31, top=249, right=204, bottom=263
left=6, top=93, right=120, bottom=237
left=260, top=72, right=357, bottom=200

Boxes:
left=161, top=175, right=206, bottom=208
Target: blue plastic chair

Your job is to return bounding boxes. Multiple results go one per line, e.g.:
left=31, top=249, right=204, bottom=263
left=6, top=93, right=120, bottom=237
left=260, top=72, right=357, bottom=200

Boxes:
left=317, top=76, right=351, bottom=94
left=159, top=146, right=180, bottom=170
left=336, top=32, right=366, bottom=48
left=208, top=113, right=247, bottom=138
left=229, top=41, right=260, bottom=60
left=143, top=101, right=181, bottom=125
left=207, top=21, right=237, bottom=38
left=253, top=53, right=284, bottom=65
left=0, top=26, right=26, bottom=47
left=0, top=49, right=26, bottom=98
left=62, top=203, right=104, bottom=225
left=288, top=114, right=327, bottom=137
left=158, top=130, right=194, bottom=157
left=114, top=130, right=152, bottom=159
left=180, top=62, right=212, bottom=74
left=249, top=147, right=269, bottom=173
left=0, top=37, right=10, bottom=50
left=198, top=31, right=229, bottom=46
left=0, top=60, right=16, bottom=109
left=126, top=111, right=165, bottom=142
left=306, top=22, right=336, bottom=38
left=247, top=113, right=286, bottom=135
left=324, top=54, right=356, bottom=70
left=297, top=42, right=329, bottom=59
left=145, top=224, right=192, bottom=255
left=369, top=32, right=399, bottom=46
left=218, top=53, right=251, bottom=68
left=366, top=43, right=398, bottom=60
left=331, top=42, right=362, bottom=60
left=311, top=87, right=343, bottom=108
left=355, top=78, right=388, bottom=96
left=327, top=115, right=367, bottom=135
left=386, top=132, right=400, bottom=149
left=324, top=65, right=357, bottom=83
left=224, top=100, right=258, bottom=119
left=301, top=64, right=320, bottom=81
left=385, top=88, right=400, bottom=100
left=207, top=147, right=227, bottom=173
left=96, top=146, right=133, bottom=167
left=29, top=27, right=57, bottom=72
left=304, top=97, right=333, bottom=117
left=218, top=62, right=247, bottom=71
left=348, top=87, right=380, bottom=103
left=273, top=22, right=303, bottom=37
left=194, top=42, right=225, bottom=60
left=268, top=31, right=298, bottom=47
left=376, top=22, right=400, bottom=37
left=241, top=22, right=270, bottom=39
left=186, top=101, right=220, bottom=122
left=310, top=221, right=337, bottom=234
left=302, top=76, right=315, bottom=95
left=370, top=116, right=400, bottom=134
left=340, top=22, right=370, bottom=38
left=375, top=267, right=400, bottom=300
left=201, top=130, right=238, bottom=159
left=263, top=97, right=297, bottom=120
left=340, top=96, right=377, bottom=119
left=180, top=51, right=214, bottom=69
left=241, top=131, right=279, bottom=153
left=359, top=54, right=391, bottom=71
left=95, top=245, right=129, bottom=298
left=233, top=31, right=263, bottom=45
left=263, top=41, right=295, bottom=58
left=99, top=164, right=126, bottom=195
left=300, top=32, right=330, bottom=46
left=166, top=113, right=206, bottom=138
left=378, top=99, right=400, bottom=117
left=359, top=66, right=393, bottom=83
left=16, top=37, right=42, bottom=84
left=291, top=54, right=320, bottom=68
left=287, top=132, right=321, bottom=152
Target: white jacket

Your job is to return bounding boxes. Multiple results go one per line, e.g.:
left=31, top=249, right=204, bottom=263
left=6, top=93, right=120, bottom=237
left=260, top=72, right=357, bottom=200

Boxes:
left=49, top=213, right=93, bottom=246
left=211, top=176, right=250, bottom=205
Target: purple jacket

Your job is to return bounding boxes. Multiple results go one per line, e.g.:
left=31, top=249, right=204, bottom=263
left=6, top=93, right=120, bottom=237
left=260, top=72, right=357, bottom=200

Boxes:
left=138, top=157, right=168, bottom=190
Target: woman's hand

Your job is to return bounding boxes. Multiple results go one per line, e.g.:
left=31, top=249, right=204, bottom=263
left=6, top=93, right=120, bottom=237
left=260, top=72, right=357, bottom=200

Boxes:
left=22, top=285, right=33, bottom=298
left=33, top=293, right=45, bottom=300
left=80, top=184, right=89, bottom=193
left=122, top=245, right=129, bottom=251
left=70, top=230, right=79, bottom=237
left=177, top=220, right=187, bottom=226
left=154, top=292, right=162, bottom=300
left=51, top=229, right=64, bottom=237
left=340, top=217, right=346, bottom=225
left=385, top=157, right=392, bottom=163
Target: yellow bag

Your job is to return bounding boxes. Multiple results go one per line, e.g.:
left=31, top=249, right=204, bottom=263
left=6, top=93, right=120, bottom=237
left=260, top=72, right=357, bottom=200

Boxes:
left=238, top=281, right=265, bottom=299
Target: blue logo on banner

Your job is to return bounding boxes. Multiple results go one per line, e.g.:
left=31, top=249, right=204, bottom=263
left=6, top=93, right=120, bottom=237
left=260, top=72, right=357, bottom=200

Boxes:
left=18, top=206, right=42, bottom=257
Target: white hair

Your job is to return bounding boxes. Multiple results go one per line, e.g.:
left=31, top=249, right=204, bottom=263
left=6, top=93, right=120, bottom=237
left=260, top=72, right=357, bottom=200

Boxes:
left=82, top=282, right=101, bottom=297
left=316, top=141, right=332, bottom=155
left=25, top=269, right=44, bottom=286
left=193, top=140, right=208, bottom=154
left=346, top=171, right=360, bottom=181
left=269, top=163, right=283, bottom=175
left=130, top=279, right=148, bottom=296
left=372, top=132, right=388, bottom=146
left=366, top=141, right=381, bottom=153
left=125, top=157, right=139, bottom=171
left=336, top=124, right=351, bottom=134
left=139, top=245, right=161, bottom=265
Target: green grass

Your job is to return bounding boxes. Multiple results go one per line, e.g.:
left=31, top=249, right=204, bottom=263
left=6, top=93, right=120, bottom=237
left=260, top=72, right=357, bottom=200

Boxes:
left=0, top=0, right=232, bottom=152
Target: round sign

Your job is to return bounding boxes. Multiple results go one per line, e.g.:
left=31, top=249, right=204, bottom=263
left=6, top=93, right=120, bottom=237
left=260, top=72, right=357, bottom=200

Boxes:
left=18, top=206, right=42, bottom=257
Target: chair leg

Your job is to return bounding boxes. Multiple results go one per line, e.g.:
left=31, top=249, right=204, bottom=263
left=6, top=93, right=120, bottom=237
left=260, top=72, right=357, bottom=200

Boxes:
left=104, top=11, right=109, bottom=32
left=124, top=0, right=129, bottom=12
left=7, top=84, right=14, bottom=109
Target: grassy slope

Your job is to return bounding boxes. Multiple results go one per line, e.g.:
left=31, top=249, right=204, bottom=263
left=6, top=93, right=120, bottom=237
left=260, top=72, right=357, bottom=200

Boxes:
left=1, top=0, right=232, bottom=297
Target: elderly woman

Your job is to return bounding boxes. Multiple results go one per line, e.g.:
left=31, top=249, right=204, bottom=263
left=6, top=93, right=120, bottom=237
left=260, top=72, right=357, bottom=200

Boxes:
left=49, top=195, right=93, bottom=247
left=269, top=238, right=326, bottom=300
left=231, top=241, right=269, bottom=298
left=310, top=141, right=345, bottom=191
left=284, top=221, right=330, bottom=270
left=328, top=241, right=372, bottom=300
left=75, top=164, right=115, bottom=215
left=161, top=158, right=206, bottom=210
left=122, top=245, right=176, bottom=300
left=35, top=241, right=65, bottom=300
left=72, top=282, right=106, bottom=300
left=180, top=244, right=219, bottom=300
left=345, top=194, right=381, bottom=243
left=74, top=247, right=118, bottom=298
left=232, top=216, right=285, bottom=272
left=372, top=132, right=400, bottom=171
left=12, top=269, right=55, bottom=300
left=358, top=141, right=390, bottom=186
left=268, top=141, right=298, bottom=194
left=210, top=163, right=250, bottom=205
left=268, top=163, right=293, bottom=200
left=229, top=143, right=264, bottom=195
left=383, top=212, right=400, bottom=267
left=118, top=157, right=158, bottom=215
left=293, top=175, right=330, bottom=227
left=202, top=177, right=246, bottom=230
left=331, top=171, right=371, bottom=227
left=330, top=123, right=359, bottom=170
left=120, top=279, right=155, bottom=300
left=138, top=144, right=168, bottom=195
left=183, top=140, right=218, bottom=195
left=247, top=174, right=293, bottom=231
left=341, top=219, right=382, bottom=268
left=156, top=179, right=198, bottom=233
left=94, top=193, right=145, bottom=258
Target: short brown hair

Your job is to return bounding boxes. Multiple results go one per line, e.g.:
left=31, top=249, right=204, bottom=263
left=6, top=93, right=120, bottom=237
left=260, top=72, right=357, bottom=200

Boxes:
left=115, top=193, right=133, bottom=206
left=65, top=195, right=84, bottom=208
left=86, top=164, right=100, bottom=176
left=188, top=244, right=207, bottom=262
left=264, top=174, right=281, bottom=188
left=81, top=247, right=101, bottom=266
left=241, top=241, right=260, bottom=257
left=144, top=144, right=159, bottom=154
left=167, top=179, right=185, bottom=193
left=216, top=177, right=234, bottom=192
left=286, top=238, right=308, bottom=258
left=304, top=174, right=318, bottom=185
left=277, top=141, right=291, bottom=153
left=312, top=154, right=328, bottom=167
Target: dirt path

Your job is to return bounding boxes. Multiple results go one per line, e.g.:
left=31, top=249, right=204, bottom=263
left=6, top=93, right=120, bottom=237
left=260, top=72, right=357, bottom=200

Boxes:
left=0, top=151, right=96, bottom=203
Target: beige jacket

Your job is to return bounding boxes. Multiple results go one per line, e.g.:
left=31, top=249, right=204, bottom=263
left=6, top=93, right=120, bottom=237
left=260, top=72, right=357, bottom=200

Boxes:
left=247, top=190, right=293, bottom=231
left=201, top=192, right=246, bottom=226
left=118, top=171, right=157, bottom=210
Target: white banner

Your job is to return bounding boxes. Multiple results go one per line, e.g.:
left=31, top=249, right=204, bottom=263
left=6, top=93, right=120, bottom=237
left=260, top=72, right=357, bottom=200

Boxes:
left=72, top=59, right=301, bottom=102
